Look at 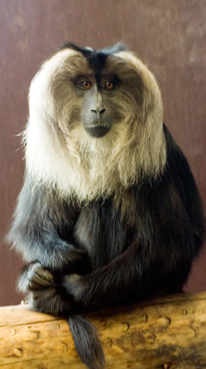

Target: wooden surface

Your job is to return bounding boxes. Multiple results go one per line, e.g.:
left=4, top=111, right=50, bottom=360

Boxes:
left=0, top=292, right=206, bottom=368
left=1, top=0, right=206, bottom=307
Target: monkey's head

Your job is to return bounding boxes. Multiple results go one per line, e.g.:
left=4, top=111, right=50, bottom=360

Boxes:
left=25, top=43, right=166, bottom=201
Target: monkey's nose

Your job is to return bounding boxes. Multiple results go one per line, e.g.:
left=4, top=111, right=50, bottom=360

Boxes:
left=91, top=108, right=106, bottom=117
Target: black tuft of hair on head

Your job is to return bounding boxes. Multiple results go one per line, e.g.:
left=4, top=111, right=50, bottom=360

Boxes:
left=61, top=41, right=127, bottom=55
left=61, top=41, right=127, bottom=73
left=60, top=42, right=94, bottom=58
left=99, top=42, right=128, bottom=55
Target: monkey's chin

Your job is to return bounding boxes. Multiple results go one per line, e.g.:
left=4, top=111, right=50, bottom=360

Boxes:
left=84, top=126, right=111, bottom=138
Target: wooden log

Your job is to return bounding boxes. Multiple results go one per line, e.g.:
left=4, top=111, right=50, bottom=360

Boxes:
left=0, top=292, right=206, bottom=368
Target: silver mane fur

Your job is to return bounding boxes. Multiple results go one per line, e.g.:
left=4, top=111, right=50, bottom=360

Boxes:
left=24, top=48, right=166, bottom=202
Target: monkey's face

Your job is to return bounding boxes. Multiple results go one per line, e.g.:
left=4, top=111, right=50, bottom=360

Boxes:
left=46, top=48, right=144, bottom=142
left=74, top=74, right=120, bottom=138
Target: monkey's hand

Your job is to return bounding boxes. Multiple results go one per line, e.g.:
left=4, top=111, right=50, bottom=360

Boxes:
left=18, top=262, right=73, bottom=316
left=19, top=262, right=56, bottom=293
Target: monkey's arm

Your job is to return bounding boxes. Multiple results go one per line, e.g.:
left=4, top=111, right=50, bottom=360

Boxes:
left=64, top=218, right=201, bottom=312
left=63, top=239, right=190, bottom=311
left=8, top=174, right=90, bottom=274
left=25, top=211, right=194, bottom=316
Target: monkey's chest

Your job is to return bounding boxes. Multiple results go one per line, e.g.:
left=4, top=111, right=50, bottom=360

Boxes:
left=74, top=200, right=130, bottom=269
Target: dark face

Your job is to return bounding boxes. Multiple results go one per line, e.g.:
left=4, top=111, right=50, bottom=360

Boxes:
left=73, top=73, right=121, bottom=138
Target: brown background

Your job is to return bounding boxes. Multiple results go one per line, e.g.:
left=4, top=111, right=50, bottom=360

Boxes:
left=0, top=0, right=206, bottom=306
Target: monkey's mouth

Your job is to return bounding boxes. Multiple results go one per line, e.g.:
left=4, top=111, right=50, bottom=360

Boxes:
left=84, top=126, right=111, bottom=138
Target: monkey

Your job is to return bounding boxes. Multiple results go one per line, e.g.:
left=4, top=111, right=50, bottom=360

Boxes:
left=8, top=42, right=205, bottom=369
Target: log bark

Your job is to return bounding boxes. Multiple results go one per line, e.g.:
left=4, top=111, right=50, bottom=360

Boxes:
left=0, top=292, right=206, bottom=369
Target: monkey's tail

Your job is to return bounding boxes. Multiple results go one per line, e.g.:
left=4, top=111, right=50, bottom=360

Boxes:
left=68, top=314, right=105, bottom=369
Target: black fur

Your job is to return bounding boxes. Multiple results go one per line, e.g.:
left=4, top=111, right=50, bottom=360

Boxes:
left=62, top=41, right=127, bottom=73
left=68, top=315, right=105, bottom=369
left=8, top=125, right=205, bottom=367
left=8, top=43, right=205, bottom=369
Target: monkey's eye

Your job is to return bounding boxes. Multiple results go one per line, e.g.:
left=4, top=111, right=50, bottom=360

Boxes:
left=102, top=81, right=114, bottom=90
left=78, top=80, right=92, bottom=90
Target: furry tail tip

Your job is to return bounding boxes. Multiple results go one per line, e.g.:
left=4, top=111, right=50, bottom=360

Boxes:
left=68, top=315, right=105, bottom=369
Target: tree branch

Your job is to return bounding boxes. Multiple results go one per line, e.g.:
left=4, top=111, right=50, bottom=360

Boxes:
left=0, top=292, right=206, bottom=368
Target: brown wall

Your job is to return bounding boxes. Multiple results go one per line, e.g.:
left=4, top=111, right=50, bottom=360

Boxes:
left=0, top=0, right=206, bottom=306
